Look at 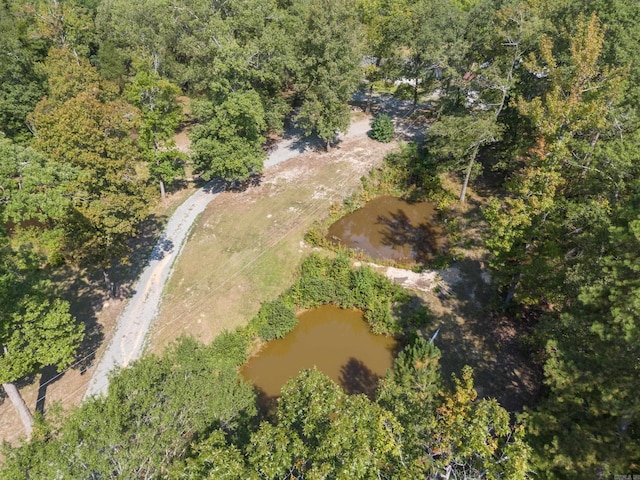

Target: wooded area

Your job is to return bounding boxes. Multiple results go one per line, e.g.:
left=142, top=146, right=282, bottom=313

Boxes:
left=1, top=0, right=639, bottom=478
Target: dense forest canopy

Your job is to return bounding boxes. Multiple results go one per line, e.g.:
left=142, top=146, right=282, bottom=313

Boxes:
left=0, top=0, right=639, bottom=478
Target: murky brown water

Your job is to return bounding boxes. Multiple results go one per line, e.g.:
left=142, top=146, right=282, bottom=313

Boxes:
left=241, top=305, right=397, bottom=399
left=327, top=195, right=444, bottom=264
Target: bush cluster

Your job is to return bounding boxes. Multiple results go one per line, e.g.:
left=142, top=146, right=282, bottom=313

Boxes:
left=247, top=254, right=412, bottom=338
left=209, top=331, right=250, bottom=369
left=370, top=113, right=395, bottom=143
left=254, top=298, right=298, bottom=341
left=290, top=254, right=408, bottom=334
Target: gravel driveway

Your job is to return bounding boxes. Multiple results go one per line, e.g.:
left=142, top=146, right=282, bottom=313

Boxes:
left=84, top=116, right=373, bottom=398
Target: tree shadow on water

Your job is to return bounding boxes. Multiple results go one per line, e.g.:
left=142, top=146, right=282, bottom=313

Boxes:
left=339, top=358, right=381, bottom=400
left=377, top=209, right=441, bottom=264
left=253, top=387, right=279, bottom=420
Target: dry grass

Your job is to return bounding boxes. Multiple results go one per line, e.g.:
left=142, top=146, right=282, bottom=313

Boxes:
left=0, top=123, right=538, bottom=449
left=0, top=120, right=396, bottom=446
left=148, top=136, right=399, bottom=353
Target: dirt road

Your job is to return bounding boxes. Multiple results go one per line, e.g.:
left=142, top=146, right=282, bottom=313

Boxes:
left=84, top=116, right=373, bottom=398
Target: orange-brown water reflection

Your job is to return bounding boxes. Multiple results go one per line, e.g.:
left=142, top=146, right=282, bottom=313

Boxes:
left=327, top=195, right=444, bottom=264
left=241, top=305, right=397, bottom=401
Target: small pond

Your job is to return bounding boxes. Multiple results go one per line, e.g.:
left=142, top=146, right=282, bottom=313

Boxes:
left=327, top=195, right=444, bottom=264
left=241, top=305, right=397, bottom=399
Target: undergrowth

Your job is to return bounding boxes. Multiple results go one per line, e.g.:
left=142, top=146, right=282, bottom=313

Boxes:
left=246, top=253, right=430, bottom=341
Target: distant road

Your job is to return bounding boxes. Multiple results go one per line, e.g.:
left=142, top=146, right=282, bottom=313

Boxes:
left=83, top=116, right=372, bottom=398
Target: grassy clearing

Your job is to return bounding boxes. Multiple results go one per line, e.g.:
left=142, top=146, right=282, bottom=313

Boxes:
left=148, top=136, right=400, bottom=354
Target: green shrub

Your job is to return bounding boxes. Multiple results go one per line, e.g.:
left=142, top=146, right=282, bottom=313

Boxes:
left=350, top=267, right=377, bottom=306
left=209, top=331, right=249, bottom=369
left=343, top=192, right=360, bottom=212
left=255, top=298, right=298, bottom=341
left=328, top=255, right=352, bottom=286
left=278, top=254, right=410, bottom=336
left=293, top=277, right=338, bottom=308
left=393, top=82, right=415, bottom=101
left=299, top=254, right=329, bottom=279
left=365, top=297, right=397, bottom=335
left=304, top=222, right=327, bottom=247
left=370, top=113, right=395, bottom=143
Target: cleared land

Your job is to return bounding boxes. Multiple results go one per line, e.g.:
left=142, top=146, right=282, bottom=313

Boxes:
left=149, top=135, right=399, bottom=352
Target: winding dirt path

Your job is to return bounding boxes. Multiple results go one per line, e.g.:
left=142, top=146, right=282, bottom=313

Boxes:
left=84, top=116, right=373, bottom=398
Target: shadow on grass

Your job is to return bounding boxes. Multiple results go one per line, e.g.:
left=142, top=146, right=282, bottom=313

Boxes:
left=35, top=365, right=57, bottom=414
left=225, top=174, right=263, bottom=192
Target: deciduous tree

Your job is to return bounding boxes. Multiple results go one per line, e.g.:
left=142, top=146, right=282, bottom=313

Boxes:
left=0, top=134, right=78, bottom=262
left=125, top=65, right=185, bottom=198
left=0, top=240, right=83, bottom=438
left=0, top=0, right=48, bottom=141
left=378, top=337, right=530, bottom=478
left=290, top=0, right=363, bottom=150
left=427, top=112, right=503, bottom=203
left=485, top=13, right=627, bottom=307
left=1, top=338, right=255, bottom=477
left=190, top=90, right=267, bottom=182
left=29, top=48, right=150, bottom=291
left=248, top=368, right=402, bottom=479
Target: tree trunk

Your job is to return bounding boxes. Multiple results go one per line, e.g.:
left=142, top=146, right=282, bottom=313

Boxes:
left=159, top=179, right=166, bottom=200
left=580, top=130, right=601, bottom=179
left=325, top=138, right=331, bottom=152
left=3, top=382, right=34, bottom=439
left=503, top=272, right=521, bottom=310
left=365, top=83, right=373, bottom=113
left=152, top=52, right=160, bottom=73
left=365, top=56, right=381, bottom=113
left=459, top=146, right=479, bottom=203
left=103, top=269, right=116, bottom=299
left=413, top=78, right=419, bottom=106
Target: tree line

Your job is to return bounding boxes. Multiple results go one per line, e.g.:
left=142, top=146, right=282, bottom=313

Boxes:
left=1, top=0, right=639, bottom=477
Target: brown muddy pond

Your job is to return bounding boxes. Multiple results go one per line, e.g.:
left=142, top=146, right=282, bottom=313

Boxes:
left=327, top=195, right=444, bottom=264
left=241, top=305, right=397, bottom=399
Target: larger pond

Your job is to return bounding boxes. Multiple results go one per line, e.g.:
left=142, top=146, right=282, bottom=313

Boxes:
left=241, top=305, right=397, bottom=399
left=327, top=195, right=444, bottom=264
